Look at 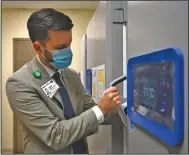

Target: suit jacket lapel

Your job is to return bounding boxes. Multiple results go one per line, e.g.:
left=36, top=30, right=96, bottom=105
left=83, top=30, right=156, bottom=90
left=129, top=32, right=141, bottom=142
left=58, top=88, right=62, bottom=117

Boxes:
left=27, top=56, right=64, bottom=109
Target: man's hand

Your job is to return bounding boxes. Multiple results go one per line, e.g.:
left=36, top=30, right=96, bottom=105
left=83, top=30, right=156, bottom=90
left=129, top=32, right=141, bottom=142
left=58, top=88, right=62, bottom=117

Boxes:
left=98, top=87, right=121, bottom=116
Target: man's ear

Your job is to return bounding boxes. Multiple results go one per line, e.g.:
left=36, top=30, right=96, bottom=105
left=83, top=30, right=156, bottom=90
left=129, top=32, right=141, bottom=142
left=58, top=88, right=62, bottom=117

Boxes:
left=33, top=42, right=43, bottom=54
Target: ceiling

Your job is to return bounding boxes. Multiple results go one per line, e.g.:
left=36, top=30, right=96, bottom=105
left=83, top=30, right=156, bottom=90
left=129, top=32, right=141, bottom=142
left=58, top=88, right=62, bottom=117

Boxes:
left=2, top=1, right=100, bottom=9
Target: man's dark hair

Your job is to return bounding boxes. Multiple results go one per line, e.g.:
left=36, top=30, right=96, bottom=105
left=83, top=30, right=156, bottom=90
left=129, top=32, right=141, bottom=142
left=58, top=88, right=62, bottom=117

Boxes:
left=27, top=8, right=74, bottom=43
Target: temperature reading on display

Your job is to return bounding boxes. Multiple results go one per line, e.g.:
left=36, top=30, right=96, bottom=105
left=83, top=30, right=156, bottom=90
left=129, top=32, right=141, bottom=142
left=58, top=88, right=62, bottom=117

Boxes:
left=142, top=87, right=155, bottom=98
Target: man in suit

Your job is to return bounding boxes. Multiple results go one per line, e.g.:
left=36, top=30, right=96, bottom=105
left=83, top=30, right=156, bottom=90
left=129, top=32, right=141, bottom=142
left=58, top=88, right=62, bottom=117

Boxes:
left=6, top=8, right=121, bottom=154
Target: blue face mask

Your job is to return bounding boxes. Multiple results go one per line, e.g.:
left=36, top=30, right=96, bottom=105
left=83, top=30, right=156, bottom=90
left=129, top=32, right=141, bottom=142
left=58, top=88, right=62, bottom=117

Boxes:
left=43, top=47, right=73, bottom=69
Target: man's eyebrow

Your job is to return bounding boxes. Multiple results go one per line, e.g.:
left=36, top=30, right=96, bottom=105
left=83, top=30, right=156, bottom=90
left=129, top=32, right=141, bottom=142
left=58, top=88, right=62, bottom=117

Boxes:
left=54, top=44, right=67, bottom=49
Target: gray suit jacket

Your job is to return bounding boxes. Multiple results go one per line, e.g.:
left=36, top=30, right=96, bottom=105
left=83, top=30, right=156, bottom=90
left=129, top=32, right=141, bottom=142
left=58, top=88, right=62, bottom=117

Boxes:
left=6, top=56, right=101, bottom=154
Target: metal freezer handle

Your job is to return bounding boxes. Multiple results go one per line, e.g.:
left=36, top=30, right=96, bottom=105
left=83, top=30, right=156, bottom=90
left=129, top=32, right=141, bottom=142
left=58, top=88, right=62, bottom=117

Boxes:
left=109, top=75, right=128, bottom=127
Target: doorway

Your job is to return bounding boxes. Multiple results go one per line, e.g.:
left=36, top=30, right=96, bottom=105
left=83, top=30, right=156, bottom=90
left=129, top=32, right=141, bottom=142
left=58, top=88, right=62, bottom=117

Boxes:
left=13, top=38, right=36, bottom=153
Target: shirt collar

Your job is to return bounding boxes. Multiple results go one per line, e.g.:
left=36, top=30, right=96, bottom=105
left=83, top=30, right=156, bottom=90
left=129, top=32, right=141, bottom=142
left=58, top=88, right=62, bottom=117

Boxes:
left=37, top=55, right=60, bottom=77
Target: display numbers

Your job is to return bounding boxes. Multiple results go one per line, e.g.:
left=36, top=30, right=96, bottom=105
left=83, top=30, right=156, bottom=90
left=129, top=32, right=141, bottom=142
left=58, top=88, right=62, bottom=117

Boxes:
left=142, top=87, right=156, bottom=98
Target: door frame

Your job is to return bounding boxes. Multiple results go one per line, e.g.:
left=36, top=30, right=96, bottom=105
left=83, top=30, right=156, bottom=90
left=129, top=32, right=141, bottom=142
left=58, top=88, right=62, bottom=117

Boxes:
left=13, top=38, right=31, bottom=153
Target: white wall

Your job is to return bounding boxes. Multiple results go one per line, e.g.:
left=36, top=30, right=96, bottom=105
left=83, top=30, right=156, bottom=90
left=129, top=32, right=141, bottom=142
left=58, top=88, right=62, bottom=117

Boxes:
left=2, top=8, right=94, bottom=151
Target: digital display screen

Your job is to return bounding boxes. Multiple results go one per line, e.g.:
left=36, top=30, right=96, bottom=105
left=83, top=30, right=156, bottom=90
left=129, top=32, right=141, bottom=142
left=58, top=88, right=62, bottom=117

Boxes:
left=133, top=61, right=174, bottom=129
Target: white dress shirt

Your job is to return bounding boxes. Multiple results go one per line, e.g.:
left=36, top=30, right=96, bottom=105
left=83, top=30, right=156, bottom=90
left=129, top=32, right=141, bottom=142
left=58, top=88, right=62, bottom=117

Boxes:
left=37, top=56, right=104, bottom=124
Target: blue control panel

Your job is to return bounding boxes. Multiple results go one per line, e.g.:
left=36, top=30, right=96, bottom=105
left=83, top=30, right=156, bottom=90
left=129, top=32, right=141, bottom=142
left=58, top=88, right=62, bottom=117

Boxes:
left=127, top=47, right=184, bottom=146
left=86, top=69, right=92, bottom=95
